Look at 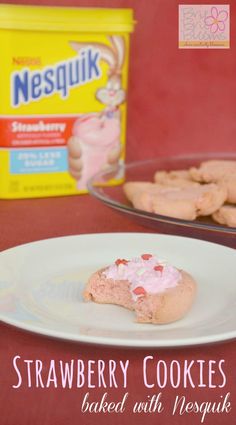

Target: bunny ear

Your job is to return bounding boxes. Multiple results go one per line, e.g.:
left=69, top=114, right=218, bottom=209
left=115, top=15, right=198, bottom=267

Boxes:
left=109, top=36, right=125, bottom=70
left=69, top=41, right=116, bottom=68
left=69, top=41, right=87, bottom=52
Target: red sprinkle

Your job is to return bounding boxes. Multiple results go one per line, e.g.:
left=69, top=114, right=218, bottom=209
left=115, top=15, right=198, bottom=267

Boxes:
left=141, top=254, right=153, bottom=261
left=133, top=286, right=147, bottom=296
left=115, top=258, right=128, bottom=266
left=154, top=265, right=164, bottom=273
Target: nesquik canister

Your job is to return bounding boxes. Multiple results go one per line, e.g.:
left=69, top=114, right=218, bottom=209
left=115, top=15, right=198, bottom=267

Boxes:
left=0, top=4, right=135, bottom=198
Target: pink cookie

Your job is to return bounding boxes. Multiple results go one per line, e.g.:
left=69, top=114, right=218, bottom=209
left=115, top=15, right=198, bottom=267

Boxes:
left=190, top=160, right=236, bottom=182
left=212, top=205, right=236, bottom=228
left=154, top=169, right=197, bottom=188
left=84, top=255, right=197, bottom=324
left=190, top=160, right=236, bottom=203
left=219, top=175, right=236, bottom=204
left=123, top=182, right=160, bottom=202
left=124, top=182, right=227, bottom=220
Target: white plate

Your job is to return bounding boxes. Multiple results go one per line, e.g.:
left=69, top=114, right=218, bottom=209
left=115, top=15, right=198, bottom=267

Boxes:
left=0, top=233, right=235, bottom=347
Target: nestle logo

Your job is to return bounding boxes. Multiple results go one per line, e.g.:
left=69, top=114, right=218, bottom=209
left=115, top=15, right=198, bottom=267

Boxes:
left=12, top=57, right=42, bottom=66
left=179, top=4, right=230, bottom=49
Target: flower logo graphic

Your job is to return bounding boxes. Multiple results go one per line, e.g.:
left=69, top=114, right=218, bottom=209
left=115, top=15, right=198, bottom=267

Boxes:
left=205, top=6, right=228, bottom=33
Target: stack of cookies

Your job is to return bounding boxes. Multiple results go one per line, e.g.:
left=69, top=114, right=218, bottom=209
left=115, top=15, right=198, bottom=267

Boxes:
left=124, top=160, right=236, bottom=227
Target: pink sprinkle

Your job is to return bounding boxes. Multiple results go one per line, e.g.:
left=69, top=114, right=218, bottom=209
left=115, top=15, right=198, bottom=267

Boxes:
left=141, top=254, right=153, bottom=260
left=154, top=265, right=164, bottom=273
left=133, top=286, right=146, bottom=296
left=115, top=259, right=128, bottom=266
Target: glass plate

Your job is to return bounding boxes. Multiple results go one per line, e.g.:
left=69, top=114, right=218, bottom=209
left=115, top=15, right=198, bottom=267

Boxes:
left=87, top=153, right=236, bottom=247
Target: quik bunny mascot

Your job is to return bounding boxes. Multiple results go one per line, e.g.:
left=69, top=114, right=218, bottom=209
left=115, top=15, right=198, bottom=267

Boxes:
left=67, top=36, right=126, bottom=186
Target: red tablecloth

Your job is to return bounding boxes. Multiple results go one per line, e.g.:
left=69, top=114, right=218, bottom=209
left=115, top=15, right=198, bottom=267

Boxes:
left=0, top=195, right=235, bottom=425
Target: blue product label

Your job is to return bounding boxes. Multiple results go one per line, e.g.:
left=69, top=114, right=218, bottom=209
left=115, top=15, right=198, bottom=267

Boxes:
left=10, top=147, right=68, bottom=174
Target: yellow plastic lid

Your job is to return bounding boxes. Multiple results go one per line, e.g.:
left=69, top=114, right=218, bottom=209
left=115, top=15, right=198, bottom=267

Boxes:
left=0, top=4, right=135, bottom=33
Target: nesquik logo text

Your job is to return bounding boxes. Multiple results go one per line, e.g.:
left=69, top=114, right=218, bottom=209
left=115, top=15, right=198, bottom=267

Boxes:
left=11, top=47, right=101, bottom=107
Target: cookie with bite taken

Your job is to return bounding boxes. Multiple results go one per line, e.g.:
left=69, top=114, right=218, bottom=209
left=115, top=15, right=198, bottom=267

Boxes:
left=84, top=254, right=197, bottom=324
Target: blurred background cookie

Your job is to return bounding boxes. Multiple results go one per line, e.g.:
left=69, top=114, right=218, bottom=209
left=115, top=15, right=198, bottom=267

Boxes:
left=212, top=205, right=236, bottom=228
left=126, top=183, right=227, bottom=220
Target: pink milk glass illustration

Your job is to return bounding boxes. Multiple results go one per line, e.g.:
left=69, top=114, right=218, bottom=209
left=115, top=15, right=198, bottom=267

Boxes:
left=72, top=113, right=120, bottom=188
left=68, top=36, right=126, bottom=189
